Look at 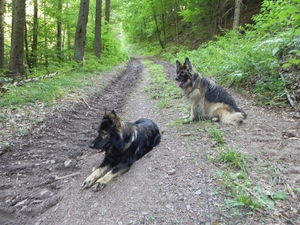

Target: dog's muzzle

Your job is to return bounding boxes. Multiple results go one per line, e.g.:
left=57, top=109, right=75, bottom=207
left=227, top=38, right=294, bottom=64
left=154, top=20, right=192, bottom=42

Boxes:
left=175, top=76, right=185, bottom=87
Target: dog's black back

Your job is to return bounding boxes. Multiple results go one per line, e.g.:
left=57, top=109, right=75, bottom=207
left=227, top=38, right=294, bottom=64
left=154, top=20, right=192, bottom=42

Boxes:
left=132, top=118, right=161, bottom=159
left=200, top=76, right=245, bottom=115
left=104, top=118, right=161, bottom=166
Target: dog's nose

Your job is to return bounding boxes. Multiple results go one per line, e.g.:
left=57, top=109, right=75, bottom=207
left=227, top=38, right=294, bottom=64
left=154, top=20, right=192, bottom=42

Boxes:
left=175, top=76, right=179, bottom=81
left=89, top=142, right=95, bottom=148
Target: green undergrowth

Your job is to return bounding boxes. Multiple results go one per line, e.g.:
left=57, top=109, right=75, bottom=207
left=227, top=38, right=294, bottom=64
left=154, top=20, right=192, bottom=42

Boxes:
left=0, top=55, right=129, bottom=107
left=205, top=125, right=291, bottom=217
left=159, top=0, right=300, bottom=107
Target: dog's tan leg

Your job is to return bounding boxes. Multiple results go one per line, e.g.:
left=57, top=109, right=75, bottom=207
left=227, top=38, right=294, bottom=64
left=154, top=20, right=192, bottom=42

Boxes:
left=92, top=166, right=130, bottom=191
left=82, top=165, right=111, bottom=189
left=190, top=104, right=196, bottom=120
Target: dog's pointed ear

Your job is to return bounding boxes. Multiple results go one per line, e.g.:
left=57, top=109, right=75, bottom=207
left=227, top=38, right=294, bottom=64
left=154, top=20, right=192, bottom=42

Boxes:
left=103, top=108, right=109, bottom=119
left=184, top=58, right=193, bottom=71
left=176, top=60, right=181, bottom=69
left=109, top=110, right=121, bottom=128
left=110, top=110, right=117, bottom=117
left=176, top=60, right=182, bottom=73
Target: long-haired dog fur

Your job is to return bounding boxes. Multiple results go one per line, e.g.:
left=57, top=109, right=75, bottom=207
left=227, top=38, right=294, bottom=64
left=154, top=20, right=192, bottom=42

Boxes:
left=175, top=58, right=247, bottom=125
left=82, top=109, right=161, bottom=191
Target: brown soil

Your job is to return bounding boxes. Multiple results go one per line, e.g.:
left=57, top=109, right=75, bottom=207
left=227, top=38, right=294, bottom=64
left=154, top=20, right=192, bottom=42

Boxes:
left=0, top=58, right=299, bottom=225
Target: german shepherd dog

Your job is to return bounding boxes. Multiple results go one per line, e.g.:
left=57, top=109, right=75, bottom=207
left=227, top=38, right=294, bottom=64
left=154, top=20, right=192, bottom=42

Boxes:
left=82, top=109, right=161, bottom=191
left=175, top=58, right=247, bottom=125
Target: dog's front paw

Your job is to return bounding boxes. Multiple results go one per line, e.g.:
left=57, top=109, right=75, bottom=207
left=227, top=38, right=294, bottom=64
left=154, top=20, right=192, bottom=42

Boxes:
left=82, top=178, right=96, bottom=189
left=92, top=182, right=107, bottom=192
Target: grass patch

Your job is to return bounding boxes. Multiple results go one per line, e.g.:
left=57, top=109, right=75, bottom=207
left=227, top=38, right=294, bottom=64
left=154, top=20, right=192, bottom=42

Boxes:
left=0, top=56, right=129, bottom=107
left=206, top=125, right=226, bottom=146
left=205, top=125, right=288, bottom=214
left=0, top=74, right=82, bottom=106
left=142, top=59, right=181, bottom=109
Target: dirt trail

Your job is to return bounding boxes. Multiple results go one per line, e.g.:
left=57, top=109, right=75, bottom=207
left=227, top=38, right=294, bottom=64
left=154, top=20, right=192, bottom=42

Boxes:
left=0, top=58, right=299, bottom=225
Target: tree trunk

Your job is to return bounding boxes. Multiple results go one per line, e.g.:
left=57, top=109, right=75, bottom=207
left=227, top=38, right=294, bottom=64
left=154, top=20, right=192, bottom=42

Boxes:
left=161, top=13, right=166, bottom=46
left=94, top=0, right=102, bottom=58
left=57, top=0, right=63, bottom=60
left=0, top=0, right=4, bottom=69
left=66, top=2, right=71, bottom=60
left=44, top=12, right=48, bottom=67
left=174, top=0, right=179, bottom=44
left=29, top=0, right=38, bottom=69
left=233, top=0, right=241, bottom=30
left=8, top=0, right=26, bottom=80
left=24, top=23, right=29, bottom=76
left=74, top=0, right=89, bottom=62
left=153, top=11, right=164, bottom=49
left=105, top=0, right=110, bottom=24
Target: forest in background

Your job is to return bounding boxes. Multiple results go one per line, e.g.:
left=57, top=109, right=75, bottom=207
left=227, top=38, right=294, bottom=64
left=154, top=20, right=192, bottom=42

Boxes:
left=0, top=0, right=299, bottom=108
left=122, top=0, right=299, bottom=108
left=0, top=0, right=127, bottom=82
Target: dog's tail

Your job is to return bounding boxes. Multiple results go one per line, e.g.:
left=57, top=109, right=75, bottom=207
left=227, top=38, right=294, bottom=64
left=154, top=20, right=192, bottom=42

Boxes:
left=238, top=108, right=247, bottom=119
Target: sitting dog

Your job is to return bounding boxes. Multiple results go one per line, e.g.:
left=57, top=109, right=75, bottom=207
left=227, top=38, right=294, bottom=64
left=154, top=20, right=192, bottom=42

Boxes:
left=175, top=58, right=247, bottom=125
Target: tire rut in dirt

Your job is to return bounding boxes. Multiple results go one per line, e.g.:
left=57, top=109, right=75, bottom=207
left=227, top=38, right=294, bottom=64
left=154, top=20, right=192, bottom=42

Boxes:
left=0, top=58, right=144, bottom=224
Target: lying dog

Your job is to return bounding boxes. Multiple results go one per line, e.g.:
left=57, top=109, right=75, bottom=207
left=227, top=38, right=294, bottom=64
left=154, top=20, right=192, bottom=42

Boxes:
left=175, top=58, right=247, bottom=125
left=82, top=109, right=161, bottom=191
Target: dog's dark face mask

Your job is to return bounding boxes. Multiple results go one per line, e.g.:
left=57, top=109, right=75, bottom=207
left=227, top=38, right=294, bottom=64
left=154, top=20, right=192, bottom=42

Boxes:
left=89, top=109, right=121, bottom=152
left=89, top=119, right=112, bottom=152
left=175, top=58, right=193, bottom=88
left=175, top=68, right=190, bottom=87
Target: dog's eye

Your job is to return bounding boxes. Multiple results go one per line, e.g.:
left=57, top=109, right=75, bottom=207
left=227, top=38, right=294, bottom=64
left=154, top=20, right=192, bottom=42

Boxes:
left=102, top=131, right=107, bottom=135
left=99, top=131, right=107, bottom=136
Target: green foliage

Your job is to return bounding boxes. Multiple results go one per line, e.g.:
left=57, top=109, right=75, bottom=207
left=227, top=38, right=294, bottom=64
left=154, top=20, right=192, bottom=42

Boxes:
left=219, top=147, right=248, bottom=172
left=204, top=125, right=287, bottom=212
left=217, top=171, right=264, bottom=211
left=0, top=56, right=127, bottom=107
left=179, top=0, right=220, bottom=38
left=2, top=0, right=128, bottom=83
left=206, top=126, right=226, bottom=145
left=1, top=72, right=80, bottom=106
left=1, top=0, right=129, bottom=107
left=251, top=0, right=300, bottom=36
left=171, top=0, right=300, bottom=106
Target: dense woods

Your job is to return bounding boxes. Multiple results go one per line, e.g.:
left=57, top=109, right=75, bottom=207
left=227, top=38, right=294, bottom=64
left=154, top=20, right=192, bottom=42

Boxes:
left=0, top=0, right=261, bottom=82
left=0, top=0, right=119, bottom=82
left=0, top=0, right=299, bottom=107
left=121, top=0, right=262, bottom=48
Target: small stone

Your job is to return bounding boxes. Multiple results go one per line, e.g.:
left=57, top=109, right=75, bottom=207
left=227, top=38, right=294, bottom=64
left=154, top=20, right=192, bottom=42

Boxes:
left=167, top=169, right=176, bottom=175
left=166, top=204, right=174, bottom=211
left=64, top=160, right=72, bottom=167
left=186, top=204, right=191, bottom=210
left=195, top=190, right=202, bottom=195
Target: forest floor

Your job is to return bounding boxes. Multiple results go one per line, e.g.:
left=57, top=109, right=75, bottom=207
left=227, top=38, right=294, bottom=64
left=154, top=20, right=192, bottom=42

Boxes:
left=0, top=58, right=299, bottom=225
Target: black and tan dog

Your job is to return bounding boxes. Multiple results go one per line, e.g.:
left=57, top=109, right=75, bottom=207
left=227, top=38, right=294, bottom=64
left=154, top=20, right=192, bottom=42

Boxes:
left=82, top=109, right=161, bottom=191
left=175, top=58, right=247, bottom=125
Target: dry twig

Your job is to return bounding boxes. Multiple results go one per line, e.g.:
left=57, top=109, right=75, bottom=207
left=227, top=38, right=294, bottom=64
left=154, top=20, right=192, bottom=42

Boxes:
left=81, top=97, right=93, bottom=109
left=55, top=172, right=80, bottom=180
